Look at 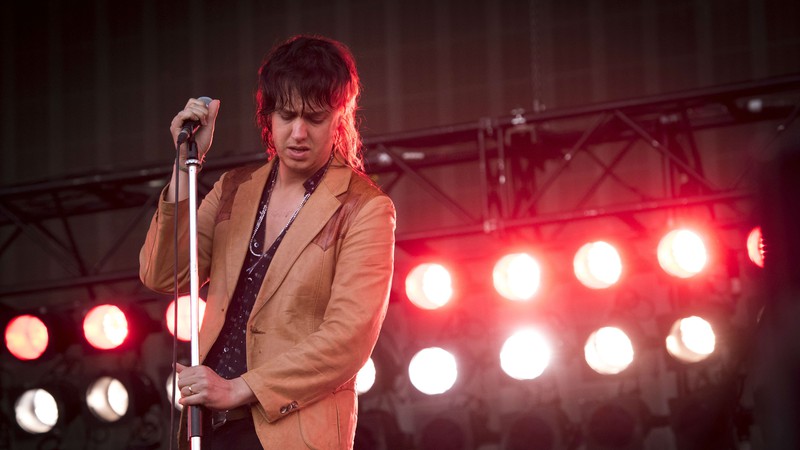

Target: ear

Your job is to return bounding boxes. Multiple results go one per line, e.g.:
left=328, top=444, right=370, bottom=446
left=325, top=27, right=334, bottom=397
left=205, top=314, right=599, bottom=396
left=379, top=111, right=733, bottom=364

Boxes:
left=332, top=114, right=343, bottom=143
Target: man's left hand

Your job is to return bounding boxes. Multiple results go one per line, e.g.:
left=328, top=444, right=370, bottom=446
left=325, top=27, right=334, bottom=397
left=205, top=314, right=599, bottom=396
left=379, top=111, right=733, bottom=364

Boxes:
left=176, top=363, right=256, bottom=410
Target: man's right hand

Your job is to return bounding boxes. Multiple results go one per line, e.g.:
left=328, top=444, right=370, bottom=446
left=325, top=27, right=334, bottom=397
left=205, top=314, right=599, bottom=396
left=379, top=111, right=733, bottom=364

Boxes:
left=170, top=97, right=221, bottom=159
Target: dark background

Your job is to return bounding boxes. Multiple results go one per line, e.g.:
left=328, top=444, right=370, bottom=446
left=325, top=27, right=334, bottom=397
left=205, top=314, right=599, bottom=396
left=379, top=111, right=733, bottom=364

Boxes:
left=3, top=0, right=798, bottom=184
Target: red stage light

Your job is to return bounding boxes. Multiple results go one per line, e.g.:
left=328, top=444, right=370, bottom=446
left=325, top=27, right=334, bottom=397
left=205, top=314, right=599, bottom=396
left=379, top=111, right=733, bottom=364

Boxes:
left=83, top=304, right=129, bottom=350
left=657, top=229, right=708, bottom=278
left=747, top=226, right=765, bottom=268
left=5, top=314, right=49, bottom=361
left=573, top=241, right=622, bottom=289
left=165, top=295, right=207, bottom=342
left=493, top=253, right=541, bottom=301
left=405, top=263, right=454, bottom=310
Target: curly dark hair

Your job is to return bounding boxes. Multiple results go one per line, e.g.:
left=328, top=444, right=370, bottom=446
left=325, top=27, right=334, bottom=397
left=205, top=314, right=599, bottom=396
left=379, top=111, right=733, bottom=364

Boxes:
left=255, top=35, right=363, bottom=171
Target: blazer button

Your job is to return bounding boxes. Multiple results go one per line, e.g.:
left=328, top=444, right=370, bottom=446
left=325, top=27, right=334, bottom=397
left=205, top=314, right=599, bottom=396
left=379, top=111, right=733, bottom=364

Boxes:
left=280, top=401, right=298, bottom=414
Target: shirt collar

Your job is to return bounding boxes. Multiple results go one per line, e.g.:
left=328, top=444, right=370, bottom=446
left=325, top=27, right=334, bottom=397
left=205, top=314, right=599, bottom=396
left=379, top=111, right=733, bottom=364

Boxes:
left=301, top=150, right=336, bottom=194
left=303, top=160, right=329, bottom=194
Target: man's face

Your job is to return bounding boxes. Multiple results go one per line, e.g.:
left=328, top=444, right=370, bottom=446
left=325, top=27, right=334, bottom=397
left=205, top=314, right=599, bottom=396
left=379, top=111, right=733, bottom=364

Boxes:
left=271, top=95, right=340, bottom=180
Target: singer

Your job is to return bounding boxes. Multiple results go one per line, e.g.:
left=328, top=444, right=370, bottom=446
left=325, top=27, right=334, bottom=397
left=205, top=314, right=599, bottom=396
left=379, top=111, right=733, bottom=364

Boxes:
left=139, top=35, right=395, bottom=449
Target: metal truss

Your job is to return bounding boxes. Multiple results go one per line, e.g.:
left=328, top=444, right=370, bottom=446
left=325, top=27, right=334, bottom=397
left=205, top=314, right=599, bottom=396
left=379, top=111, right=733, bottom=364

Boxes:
left=1, top=74, right=799, bottom=301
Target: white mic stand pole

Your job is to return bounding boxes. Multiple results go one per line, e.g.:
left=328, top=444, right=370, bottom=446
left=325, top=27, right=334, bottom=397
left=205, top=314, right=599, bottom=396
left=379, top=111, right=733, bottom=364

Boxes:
left=185, top=136, right=203, bottom=450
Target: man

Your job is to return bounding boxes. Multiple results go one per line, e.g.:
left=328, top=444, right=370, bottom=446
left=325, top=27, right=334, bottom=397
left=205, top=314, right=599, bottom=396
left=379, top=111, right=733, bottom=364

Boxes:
left=140, top=35, right=396, bottom=449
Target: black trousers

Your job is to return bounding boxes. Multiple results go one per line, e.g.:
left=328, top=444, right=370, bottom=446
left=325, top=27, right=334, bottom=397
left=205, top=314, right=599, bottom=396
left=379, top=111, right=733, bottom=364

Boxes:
left=200, top=413, right=263, bottom=450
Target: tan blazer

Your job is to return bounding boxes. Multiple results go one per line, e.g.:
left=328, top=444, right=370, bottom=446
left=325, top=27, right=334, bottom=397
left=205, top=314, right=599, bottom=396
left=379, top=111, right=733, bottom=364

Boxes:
left=140, top=157, right=396, bottom=449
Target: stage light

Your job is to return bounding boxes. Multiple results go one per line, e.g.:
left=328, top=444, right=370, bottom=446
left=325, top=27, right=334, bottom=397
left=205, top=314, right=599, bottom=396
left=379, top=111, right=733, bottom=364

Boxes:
left=747, top=226, right=765, bottom=268
left=83, top=304, right=129, bottom=350
left=405, top=263, right=454, bottom=310
left=165, top=295, right=207, bottom=341
left=666, top=315, right=716, bottom=363
left=356, top=357, right=376, bottom=395
left=500, top=328, right=552, bottom=380
left=165, top=372, right=183, bottom=410
left=86, top=376, right=129, bottom=422
left=574, top=241, right=622, bottom=289
left=14, top=388, right=59, bottom=434
left=85, top=372, right=162, bottom=428
left=493, top=252, right=542, bottom=301
left=584, top=327, right=634, bottom=375
left=5, top=314, right=48, bottom=361
left=408, top=347, right=458, bottom=395
left=657, top=229, right=708, bottom=278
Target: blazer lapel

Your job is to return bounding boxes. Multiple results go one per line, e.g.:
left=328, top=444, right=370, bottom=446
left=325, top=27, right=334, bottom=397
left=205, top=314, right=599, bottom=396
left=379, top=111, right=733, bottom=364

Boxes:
left=249, top=162, right=351, bottom=317
left=224, top=160, right=274, bottom=301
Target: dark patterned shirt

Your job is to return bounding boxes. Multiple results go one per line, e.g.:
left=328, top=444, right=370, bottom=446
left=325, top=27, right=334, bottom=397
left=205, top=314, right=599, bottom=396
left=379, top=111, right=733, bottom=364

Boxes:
left=204, top=159, right=329, bottom=379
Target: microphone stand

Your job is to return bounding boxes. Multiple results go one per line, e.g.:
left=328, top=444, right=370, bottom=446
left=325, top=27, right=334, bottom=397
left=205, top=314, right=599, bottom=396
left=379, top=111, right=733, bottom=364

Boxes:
left=184, top=135, right=203, bottom=450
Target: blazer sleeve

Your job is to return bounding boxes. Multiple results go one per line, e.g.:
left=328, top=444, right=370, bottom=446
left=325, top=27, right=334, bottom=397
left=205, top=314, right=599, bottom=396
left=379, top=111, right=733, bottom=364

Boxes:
left=139, top=176, right=223, bottom=294
left=241, top=194, right=396, bottom=423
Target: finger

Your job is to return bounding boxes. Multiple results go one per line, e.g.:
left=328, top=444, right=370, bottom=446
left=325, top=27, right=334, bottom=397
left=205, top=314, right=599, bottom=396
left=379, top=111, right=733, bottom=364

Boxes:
left=179, top=395, right=200, bottom=406
left=182, top=106, right=207, bottom=126
left=170, top=110, right=203, bottom=135
left=181, top=98, right=208, bottom=116
left=181, top=99, right=207, bottom=116
left=179, top=385, right=206, bottom=406
left=186, top=98, right=211, bottom=125
left=206, top=99, right=221, bottom=124
left=181, top=103, right=212, bottom=128
left=175, top=362, right=187, bottom=373
left=184, top=98, right=209, bottom=109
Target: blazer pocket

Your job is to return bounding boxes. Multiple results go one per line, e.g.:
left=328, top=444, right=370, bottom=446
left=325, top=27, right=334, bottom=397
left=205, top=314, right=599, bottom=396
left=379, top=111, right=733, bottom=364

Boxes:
left=298, top=395, right=340, bottom=449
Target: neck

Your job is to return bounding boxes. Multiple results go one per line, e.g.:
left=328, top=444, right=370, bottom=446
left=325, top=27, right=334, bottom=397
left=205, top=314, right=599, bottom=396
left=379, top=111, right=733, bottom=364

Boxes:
left=275, top=162, right=310, bottom=189
left=274, top=169, right=320, bottom=203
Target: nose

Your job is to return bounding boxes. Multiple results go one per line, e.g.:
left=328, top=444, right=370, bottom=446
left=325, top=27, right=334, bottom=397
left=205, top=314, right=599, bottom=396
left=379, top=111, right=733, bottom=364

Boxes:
left=291, top=119, right=307, bottom=141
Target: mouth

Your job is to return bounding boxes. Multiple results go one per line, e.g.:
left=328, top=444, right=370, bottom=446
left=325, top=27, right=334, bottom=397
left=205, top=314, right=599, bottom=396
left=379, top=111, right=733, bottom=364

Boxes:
left=286, top=146, right=310, bottom=157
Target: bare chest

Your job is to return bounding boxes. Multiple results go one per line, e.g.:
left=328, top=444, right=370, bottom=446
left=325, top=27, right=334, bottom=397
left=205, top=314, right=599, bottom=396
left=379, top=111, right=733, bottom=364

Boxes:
left=262, top=191, right=307, bottom=246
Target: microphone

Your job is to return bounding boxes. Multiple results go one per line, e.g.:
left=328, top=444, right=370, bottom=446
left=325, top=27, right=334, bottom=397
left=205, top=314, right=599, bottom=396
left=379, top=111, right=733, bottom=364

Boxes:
left=176, top=96, right=213, bottom=145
